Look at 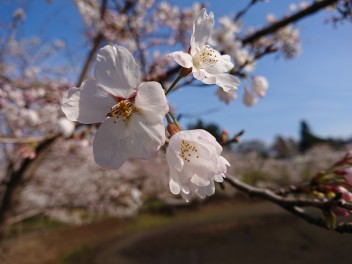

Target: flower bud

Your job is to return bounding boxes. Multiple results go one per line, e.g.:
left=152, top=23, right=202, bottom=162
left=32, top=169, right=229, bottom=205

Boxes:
left=167, top=123, right=181, bottom=136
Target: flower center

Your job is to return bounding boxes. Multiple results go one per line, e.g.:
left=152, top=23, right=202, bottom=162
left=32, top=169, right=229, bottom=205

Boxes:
left=107, top=99, right=137, bottom=122
left=192, top=45, right=219, bottom=69
left=179, top=140, right=199, bottom=163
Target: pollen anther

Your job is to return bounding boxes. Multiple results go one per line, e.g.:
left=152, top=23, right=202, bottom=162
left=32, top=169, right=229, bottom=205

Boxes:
left=107, top=99, right=137, bottom=122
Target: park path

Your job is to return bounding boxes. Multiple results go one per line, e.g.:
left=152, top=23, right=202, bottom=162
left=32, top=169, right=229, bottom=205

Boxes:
left=0, top=200, right=280, bottom=264
left=3, top=200, right=352, bottom=264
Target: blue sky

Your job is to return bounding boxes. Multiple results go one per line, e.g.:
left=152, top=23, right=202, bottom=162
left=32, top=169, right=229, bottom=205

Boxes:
left=1, top=0, right=351, bottom=143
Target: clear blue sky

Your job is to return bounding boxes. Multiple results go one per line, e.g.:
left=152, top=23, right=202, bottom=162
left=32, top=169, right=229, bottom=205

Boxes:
left=1, top=0, right=351, bottom=144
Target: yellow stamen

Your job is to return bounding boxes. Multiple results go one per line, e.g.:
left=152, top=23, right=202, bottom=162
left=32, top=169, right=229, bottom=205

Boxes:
left=179, top=140, right=199, bottom=162
left=107, top=99, right=137, bottom=122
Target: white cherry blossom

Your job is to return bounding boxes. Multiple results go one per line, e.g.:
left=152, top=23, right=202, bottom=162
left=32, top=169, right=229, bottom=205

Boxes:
left=57, top=117, right=75, bottom=138
left=215, top=87, right=237, bottom=105
left=243, top=85, right=258, bottom=107
left=169, top=8, right=240, bottom=93
left=62, top=45, right=169, bottom=169
left=252, top=76, right=269, bottom=97
left=166, top=129, right=230, bottom=202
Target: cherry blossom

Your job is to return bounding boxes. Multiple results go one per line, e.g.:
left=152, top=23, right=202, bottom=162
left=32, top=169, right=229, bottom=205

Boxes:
left=215, top=86, right=237, bottom=105
left=243, top=85, right=258, bottom=107
left=57, top=117, right=75, bottom=138
left=252, top=76, right=269, bottom=97
left=62, top=45, right=169, bottom=169
left=169, top=8, right=240, bottom=93
left=166, top=129, right=230, bottom=202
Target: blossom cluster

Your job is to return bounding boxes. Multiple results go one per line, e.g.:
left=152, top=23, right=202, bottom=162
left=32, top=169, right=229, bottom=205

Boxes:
left=2, top=0, right=349, bottom=220
left=0, top=8, right=75, bottom=160
left=62, top=8, right=237, bottom=201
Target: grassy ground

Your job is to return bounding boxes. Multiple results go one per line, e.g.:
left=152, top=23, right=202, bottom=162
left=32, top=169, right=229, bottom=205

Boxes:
left=2, top=199, right=352, bottom=264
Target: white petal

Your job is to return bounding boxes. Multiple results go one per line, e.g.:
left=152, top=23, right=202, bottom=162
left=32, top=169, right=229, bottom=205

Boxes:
left=205, top=55, right=234, bottom=74
left=134, top=82, right=169, bottom=123
left=191, top=8, right=214, bottom=55
left=169, top=178, right=181, bottom=194
left=215, top=74, right=240, bottom=93
left=93, top=118, right=128, bottom=169
left=204, top=183, right=215, bottom=196
left=193, top=69, right=206, bottom=81
left=169, top=51, right=193, bottom=68
left=166, top=142, right=184, bottom=172
left=191, top=174, right=210, bottom=186
left=181, top=192, right=192, bottom=202
left=57, top=118, right=75, bottom=137
left=243, top=86, right=258, bottom=107
left=252, top=76, right=269, bottom=97
left=213, top=174, right=224, bottom=182
left=202, top=75, right=217, bottom=85
left=196, top=189, right=206, bottom=199
left=126, top=114, right=165, bottom=160
left=61, top=79, right=115, bottom=124
left=94, top=45, right=140, bottom=98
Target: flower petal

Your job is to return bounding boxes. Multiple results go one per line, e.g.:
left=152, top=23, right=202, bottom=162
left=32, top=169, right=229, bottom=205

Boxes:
left=94, top=45, right=140, bottom=98
left=205, top=55, right=234, bottom=74
left=169, top=178, right=181, bottom=194
left=134, top=82, right=169, bottom=123
left=213, top=174, right=225, bottom=182
left=243, top=85, right=258, bottom=107
left=125, top=114, right=165, bottom=160
left=214, top=74, right=240, bottom=93
left=93, top=118, right=129, bottom=169
left=193, top=69, right=207, bottom=81
left=61, top=79, right=115, bottom=124
left=191, top=8, right=214, bottom=55
left=191, top=174, right=210, bottom=186
left=169, top=51, right=193, bottom=68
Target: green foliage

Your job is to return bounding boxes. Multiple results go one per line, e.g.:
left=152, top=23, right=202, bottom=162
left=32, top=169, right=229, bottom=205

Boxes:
left=299, top=120, right=351, bottom=153
left=8, top=214, right=66, bottom=238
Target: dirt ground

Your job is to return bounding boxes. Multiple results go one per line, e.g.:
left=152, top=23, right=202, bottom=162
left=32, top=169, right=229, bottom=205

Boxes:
left=2, top=199, right=352, bottom=264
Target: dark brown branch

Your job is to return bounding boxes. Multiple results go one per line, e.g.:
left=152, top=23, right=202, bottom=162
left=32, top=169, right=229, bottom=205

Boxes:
left=76, top=33, right=104, bottom=87
left=0, top=0, right=110, bottom=240
left=0, top=136, right=58, bottom=240
left=156, top=0, right=337, bottom=83
left=221, top=130, right=245, bottom=146
left=0, top=133, right=59, bottom=144
left=224, top=175, right=352, bottom=233
left=242, top=0, right=339, bottom=44
left=76, top=0, right=108, bottom=86
left=225, top=175, right=327, bottom=208
left=234, top=0, right=258, bottom=21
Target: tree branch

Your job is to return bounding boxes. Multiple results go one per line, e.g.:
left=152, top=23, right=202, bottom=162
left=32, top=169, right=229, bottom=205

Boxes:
left=224, top=175, right=352, bottom=233
left=0, top=136, right=58, bottom=240
left=0, top=133, right=59, bottom=144
left=242, top=0, right=339, bottom=44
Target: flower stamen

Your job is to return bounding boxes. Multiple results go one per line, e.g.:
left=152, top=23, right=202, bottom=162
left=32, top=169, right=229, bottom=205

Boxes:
left=179, top=140, right=199, bottom=162
left=107, top=99, right=137, bottom=122
left=192, top=45, right=219, bottom=69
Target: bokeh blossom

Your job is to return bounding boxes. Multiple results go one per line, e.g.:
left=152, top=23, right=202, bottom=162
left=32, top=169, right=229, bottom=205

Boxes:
left=215, top=86, right=237, bottom=105
left=252, top=76, right=269, bottom=97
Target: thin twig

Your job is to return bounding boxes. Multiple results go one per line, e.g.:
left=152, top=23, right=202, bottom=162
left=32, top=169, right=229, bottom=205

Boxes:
left=234, top=0, right=258, bottom=21
left=224, top=175, right=352, bottom=233
left=0, top=133, right=59, bottom=144
left=242, top=0, right=339, bottom=44
left=225, top=175, right=327, bottom=208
